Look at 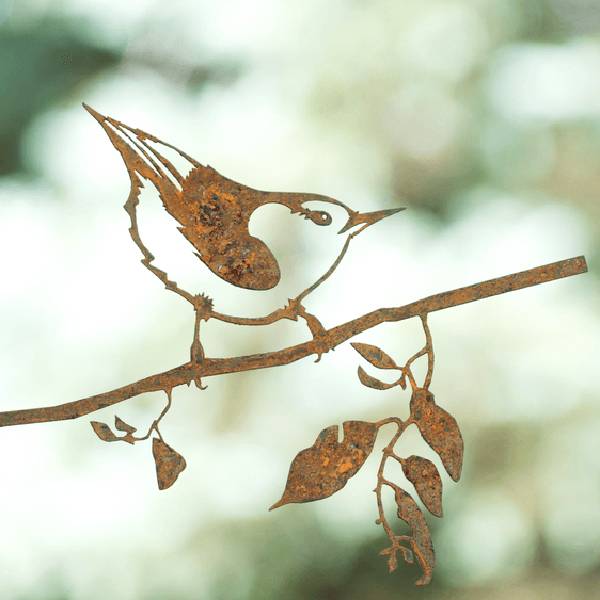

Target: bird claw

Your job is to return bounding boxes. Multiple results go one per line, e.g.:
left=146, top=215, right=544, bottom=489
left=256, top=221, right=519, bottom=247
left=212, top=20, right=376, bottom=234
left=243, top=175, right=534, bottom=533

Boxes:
left=193, top=377, right=208, bottom=390
left=312, top=335, right=332, bottom=362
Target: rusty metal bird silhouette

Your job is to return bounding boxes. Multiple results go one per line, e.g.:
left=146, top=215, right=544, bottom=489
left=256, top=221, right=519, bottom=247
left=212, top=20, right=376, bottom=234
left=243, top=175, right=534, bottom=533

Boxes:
left=0, top=104, right=587, bottom=588
left=82, top=103, right=403, bottom=360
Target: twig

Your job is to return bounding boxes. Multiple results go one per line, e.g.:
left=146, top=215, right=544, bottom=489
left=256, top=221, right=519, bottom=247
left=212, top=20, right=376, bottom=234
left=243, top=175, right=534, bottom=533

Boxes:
left=0, top=256, right=587, bottom=428
left=420, top=313, right=434, bottom=389
left=373, top=418, right=415, bottom=570
left=132, top=388, right=173, bottom=442
left=374, top=418, right=407, bottom=540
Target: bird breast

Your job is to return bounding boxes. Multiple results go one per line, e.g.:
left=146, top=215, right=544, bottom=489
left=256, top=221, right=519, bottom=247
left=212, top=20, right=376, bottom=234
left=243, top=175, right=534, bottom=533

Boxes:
left=166, top=164, right=281, bottom=290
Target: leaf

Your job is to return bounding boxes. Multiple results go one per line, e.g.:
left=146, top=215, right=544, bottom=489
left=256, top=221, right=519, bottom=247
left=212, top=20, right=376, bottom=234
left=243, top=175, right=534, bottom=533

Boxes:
left=394, top=487, right=435, bottom=586
left=152, top=438, right=187, bottom=490
left=402, top=455, right=443, bottom=517
left=114, top=416, right=137, bottom=434
left=90, top=421, right=118, bottom=442
left=351, top=342, right=398, bottom=369
left=357, top=366, right=397, bottom=391
left=270, top=421, right=378, bottom=509
left=410, top=388, right=463, bottom=482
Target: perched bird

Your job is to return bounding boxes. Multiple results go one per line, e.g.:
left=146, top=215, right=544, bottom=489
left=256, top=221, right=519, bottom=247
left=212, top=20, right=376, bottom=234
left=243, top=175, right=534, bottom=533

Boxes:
left=83, top=103, right=403, bottom=358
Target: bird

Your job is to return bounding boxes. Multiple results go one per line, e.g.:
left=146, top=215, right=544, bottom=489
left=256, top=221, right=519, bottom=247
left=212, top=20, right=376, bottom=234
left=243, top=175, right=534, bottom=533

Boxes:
left=82, top=103, right=404, bottom=360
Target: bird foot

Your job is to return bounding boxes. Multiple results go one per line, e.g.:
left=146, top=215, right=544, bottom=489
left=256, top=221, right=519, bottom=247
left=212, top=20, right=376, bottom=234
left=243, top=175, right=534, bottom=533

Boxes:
left=312, top=334, right=333, bottom=363
left=283, top=299, right=332, bottom=361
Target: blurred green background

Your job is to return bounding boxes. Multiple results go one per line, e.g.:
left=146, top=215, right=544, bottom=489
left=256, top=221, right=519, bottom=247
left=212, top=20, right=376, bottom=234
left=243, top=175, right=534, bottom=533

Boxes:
left=0, top=0, right=599, bottom=598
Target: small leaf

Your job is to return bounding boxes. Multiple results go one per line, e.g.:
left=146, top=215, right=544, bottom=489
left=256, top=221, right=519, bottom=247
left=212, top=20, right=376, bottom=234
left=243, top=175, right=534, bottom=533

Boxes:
left=90, top=421, right=118, bottom=442
left=357, top=366, right=396, bottom=390
left=394, top=487, right=435, bottom=586
left=114, top=416, right=137, bottom=434
left=270, top=421, right=378, bottom=509
left=152, top=438, right=187, bottom=490
left=402, top=455, right=443, bottom=517
left=410, top=388, right=463, bottom=482
left=351, top=342, right=398, bottom=369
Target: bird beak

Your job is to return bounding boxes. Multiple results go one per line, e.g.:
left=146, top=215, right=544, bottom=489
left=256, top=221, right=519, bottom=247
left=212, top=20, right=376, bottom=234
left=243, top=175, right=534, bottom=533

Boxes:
left=338, top=207, right=405, bottom=234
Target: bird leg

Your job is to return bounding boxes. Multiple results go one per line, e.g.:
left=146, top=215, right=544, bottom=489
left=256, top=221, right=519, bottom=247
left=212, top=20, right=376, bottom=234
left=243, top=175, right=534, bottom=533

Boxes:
left=190, top=315, right=204, bottom=363
left=285, top=299, right=332, bottom=362
left=189, top=295, right=214, bottom=389
left=210, top=298, right=332, bottom=361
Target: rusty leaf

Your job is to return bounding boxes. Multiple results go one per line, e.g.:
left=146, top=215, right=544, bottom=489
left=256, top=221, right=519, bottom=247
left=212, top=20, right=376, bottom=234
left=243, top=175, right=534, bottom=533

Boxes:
left=351, top=342, right=398, bottom=369
left=410, top=388, right=463, bottom=482
left=114, top=416, right=137, bottom=434
left=270, top=421, right=378, bottom=509
left=402, top=455, right=443, bottom=517
left=152, top=437, right=187, bottom=490
left=357, top=366, right=397, bottom=391
left=394, top=487, right=435, bottom=586
left=90, top=421, right=119, bottom=442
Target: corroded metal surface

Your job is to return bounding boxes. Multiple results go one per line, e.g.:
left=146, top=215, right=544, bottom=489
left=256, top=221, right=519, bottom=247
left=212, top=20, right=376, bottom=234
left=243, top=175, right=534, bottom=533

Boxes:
left=153, top=437, right=187, bottom=491
left=0, top=106, right=589, bottom=586
left=410, top=388, right=463, bottom=482
left=82, top=102, right=402, bottom=294
left=269, top=420, right=378, bottom=509
left=402, top=455, right=443, bottom=518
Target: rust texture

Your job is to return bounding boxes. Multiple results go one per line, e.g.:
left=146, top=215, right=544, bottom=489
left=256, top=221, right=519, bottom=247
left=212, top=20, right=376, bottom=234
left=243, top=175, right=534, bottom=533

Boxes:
left=269, top=421, right=378, bottom=510
left=153, top=437, right=187, bottom=491
left=0, top=105, right=589, bottom=585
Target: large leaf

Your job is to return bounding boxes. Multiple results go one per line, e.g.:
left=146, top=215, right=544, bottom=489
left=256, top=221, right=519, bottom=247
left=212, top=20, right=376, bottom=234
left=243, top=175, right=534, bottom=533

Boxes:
left=394, top=487, right=435, bottom=586
left=152, top=438, right=187, bottom=490
left=410, top=389, right=463, bottom=482
left=270, top=421, right=378, bottom=509
left=402, top=455, right=443, bottom=517
left=351, top=342, right=398, bottom=369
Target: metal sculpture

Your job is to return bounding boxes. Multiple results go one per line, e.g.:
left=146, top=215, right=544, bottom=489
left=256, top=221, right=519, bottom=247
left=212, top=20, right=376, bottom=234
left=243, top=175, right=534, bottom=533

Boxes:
left=0, top=105, right=588, bottom=586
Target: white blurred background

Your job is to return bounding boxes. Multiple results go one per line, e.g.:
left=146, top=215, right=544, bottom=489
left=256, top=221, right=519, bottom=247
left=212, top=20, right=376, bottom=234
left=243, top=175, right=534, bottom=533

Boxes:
left=0, top=1, right=598, bottom=598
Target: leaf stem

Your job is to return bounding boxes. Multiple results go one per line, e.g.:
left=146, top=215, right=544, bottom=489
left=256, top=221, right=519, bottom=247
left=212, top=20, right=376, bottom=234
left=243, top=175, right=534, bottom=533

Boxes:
left=132, top=388, right=173, bottom=442
left=420, top=313, right=434, bottom=389
left=374, top=418, right=411, bottom=562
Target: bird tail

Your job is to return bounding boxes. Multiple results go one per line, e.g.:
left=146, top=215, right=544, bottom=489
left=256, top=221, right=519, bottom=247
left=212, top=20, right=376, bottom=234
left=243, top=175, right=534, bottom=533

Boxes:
left=82, top=103, right=198, bottom=224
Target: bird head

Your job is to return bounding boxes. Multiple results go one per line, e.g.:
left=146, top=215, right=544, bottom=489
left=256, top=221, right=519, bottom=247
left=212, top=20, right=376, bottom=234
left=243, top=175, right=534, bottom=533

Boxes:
left=258, top=190, right=404, bottom=236
left=83, top=104, right=404, bottom=295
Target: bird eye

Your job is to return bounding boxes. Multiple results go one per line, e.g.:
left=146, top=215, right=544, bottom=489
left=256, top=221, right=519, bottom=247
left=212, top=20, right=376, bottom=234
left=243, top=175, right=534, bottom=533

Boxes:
left=306, top=210, right=332, bottom=226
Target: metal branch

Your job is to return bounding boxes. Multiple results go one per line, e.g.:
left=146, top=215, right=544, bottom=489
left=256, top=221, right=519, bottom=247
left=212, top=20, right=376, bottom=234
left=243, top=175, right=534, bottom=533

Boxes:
left=0, top=255, right=587, bottom=428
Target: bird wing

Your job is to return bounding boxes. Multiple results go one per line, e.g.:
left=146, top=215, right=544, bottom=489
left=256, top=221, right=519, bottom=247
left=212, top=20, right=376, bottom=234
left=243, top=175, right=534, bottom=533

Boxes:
left=178, top=166, right=281, bottom=290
